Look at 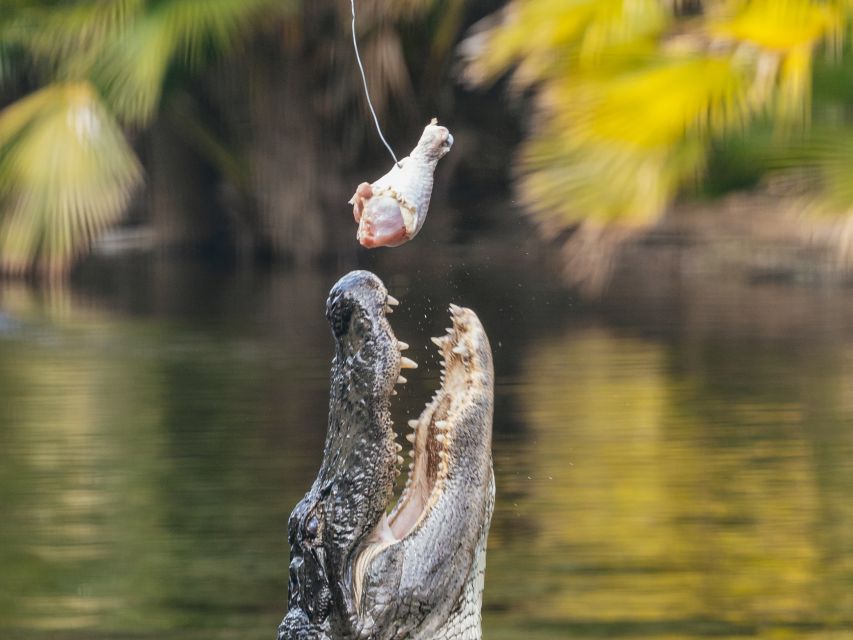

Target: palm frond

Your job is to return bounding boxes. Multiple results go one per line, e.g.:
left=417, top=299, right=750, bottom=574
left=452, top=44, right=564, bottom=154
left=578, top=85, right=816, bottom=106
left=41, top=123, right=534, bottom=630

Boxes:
left=0, top=82, right=142, bottom=275
left=463, top=0, right=853, bottom=235
left=710, top=0, right=843, bottom=127
left=22, top=0, right=143, bottom=61
left=95, top=0, right=294, bottom=125
left=553, top=55, right=754, bottom=148
left=519, top=125, right=707, bottom=228
left=516, top=52, right=755, bottom=226
left=710, top=0, right=839, bottom=50
left=461, top=0, right=669, bottom=88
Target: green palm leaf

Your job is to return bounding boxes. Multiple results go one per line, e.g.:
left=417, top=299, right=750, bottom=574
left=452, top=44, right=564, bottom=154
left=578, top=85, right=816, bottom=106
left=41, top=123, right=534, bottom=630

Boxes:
left=0, top=82, right=142, bottom=275
left=95, top=0, right=294, bottom=125
left=11, top=0, right=143, bottom=66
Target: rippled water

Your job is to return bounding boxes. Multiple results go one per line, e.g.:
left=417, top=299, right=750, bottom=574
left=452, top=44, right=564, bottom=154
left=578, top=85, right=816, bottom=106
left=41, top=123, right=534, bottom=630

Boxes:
left=0, top=253, right=851, bottom=640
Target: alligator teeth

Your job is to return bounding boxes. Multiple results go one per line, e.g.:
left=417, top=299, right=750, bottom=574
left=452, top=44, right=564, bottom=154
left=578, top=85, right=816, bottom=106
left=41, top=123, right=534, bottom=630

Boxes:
left=397, top=375, right=407, bottom=384
left=435, top=420, right=447, bottom=430
left=391, top=390, right=398, bottom=396
left=385, top=305, right=394, bottom=314
left=400, top=357, right=418, bottom=369
left=387, top=295, right=400, bottom=306
left=397, top=341, right=409, bottom=351
left=397, top=455, right=404, bottom=465
left=430, top=336, right=446, bottom=348
left=408, top=419, right=419, bottom=429
left=408, top=462, right=415, bottom=470
left=452, top=345, right=466, bottom=355
left=395, top=442, right=403, bottom=452
left=405, top=433, right=416, bottom=443
left=408, top=449, right=415, bottom=458
left=445, top=327, right=453, bottom=333
left=436, top=434, right=446, bottom=443
left=449, top=303, right=462, bottom=314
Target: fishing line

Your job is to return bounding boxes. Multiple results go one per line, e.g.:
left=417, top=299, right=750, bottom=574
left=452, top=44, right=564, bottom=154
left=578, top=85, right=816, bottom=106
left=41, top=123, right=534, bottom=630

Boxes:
left=350, top=0, right=401, bottom=167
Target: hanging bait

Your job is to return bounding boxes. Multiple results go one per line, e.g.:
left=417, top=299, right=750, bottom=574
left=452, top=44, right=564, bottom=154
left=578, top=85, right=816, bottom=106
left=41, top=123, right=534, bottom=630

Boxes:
left=350, top=119, right=453, bottom=248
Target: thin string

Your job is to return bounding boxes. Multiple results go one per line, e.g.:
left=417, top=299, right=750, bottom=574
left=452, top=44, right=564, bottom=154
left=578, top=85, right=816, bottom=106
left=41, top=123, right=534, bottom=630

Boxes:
left=351, top=0, right=401, bottom=167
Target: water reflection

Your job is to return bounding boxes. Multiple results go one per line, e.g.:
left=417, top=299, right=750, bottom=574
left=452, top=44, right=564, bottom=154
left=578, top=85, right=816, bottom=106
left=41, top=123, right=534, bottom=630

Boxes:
left=0, top=260, right=852, bottom=640
left=487, top=327, right=853, bottom=639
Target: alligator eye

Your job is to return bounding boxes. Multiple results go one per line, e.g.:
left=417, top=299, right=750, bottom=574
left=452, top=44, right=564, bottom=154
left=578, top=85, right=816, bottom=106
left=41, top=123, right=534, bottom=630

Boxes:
left=304, top=515, right=320, bottom=539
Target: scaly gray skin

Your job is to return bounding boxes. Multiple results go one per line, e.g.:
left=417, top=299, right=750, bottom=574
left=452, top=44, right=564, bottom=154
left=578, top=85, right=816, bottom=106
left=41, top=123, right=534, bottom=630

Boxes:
left=278, top=270, right=494, bottom=640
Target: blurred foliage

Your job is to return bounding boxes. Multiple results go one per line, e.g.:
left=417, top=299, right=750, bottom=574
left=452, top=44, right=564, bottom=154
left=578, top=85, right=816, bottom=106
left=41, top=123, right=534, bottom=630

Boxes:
left=0, top=0, right=294, bottom=276
left=0, top=83, right=141, bottom=275
left=462, top=0, right=853, bottom=234
left=0, top=0, right=463, bottom=275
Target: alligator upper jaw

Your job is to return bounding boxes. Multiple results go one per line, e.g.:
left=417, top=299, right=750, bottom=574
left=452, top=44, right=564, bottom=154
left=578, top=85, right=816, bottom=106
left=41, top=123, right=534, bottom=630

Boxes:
left=347, top=298, right=494, bottom=623
left=359, top=301, right=492, bottom=546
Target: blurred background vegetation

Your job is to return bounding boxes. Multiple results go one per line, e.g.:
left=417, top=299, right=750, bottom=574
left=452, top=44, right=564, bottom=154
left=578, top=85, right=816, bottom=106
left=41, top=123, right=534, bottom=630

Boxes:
left=2, top=0, right=853, bottom=288
left=2, top=3, right=853, bottom=640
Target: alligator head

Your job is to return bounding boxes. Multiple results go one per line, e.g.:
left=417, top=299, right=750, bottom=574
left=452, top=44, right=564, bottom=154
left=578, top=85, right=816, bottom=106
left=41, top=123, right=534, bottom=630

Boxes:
left=278, top=270, right=494, bottom=640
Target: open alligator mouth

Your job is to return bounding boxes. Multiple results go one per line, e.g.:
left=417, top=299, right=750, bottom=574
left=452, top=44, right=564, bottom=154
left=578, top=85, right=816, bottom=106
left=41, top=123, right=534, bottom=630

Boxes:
left=355, top=299, right=490, bottom=585
left=279, top=270, right=494, bottom=640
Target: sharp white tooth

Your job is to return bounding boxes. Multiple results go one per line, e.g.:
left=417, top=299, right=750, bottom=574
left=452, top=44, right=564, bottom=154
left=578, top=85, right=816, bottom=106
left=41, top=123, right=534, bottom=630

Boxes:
left=436, top=434, right=446, bottom=443
left=391, top=390, right=398, bottom=396
left=408, top=419, right=419, bottom=429
left=445, top=327, right=453, bottom=333
left=435, top=420, right=447, bottom=430
left=408, top=462, right=415, bottom=470
left=406, top=433, right=416, bottom=443
left=408, top=449, right=415, bottom=458
left=397, top=455, right=404, bottom=465
left=400, top=357, right=418, bottom=369
left=387, top=295, right=400, bottom=306
left=398, top=341, right=409, bottom=351
left=430, top=336, right=445, bottom=347
left=395, top=442, right=403, bottom=452
left=449, top=303, right=462, bottom=314
left=452, top=345, right=466, bottom=355
left=385, top=305, right=394, bottom=314
left=440, top=359, right=446, bottom=367
left=397, top=375, right=407, bottom=384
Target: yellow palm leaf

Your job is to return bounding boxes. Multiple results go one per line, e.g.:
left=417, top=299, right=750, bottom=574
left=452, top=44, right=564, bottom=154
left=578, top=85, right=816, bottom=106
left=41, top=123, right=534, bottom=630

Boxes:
left=463, top=0, right=668, bottom=87
left=0, top=82, right=142, bottom=275
left=710, top=0, right=838, bottom=51
left=551, top=55, right=753, bottom=149
left=463, top=0, right=853, bottom=234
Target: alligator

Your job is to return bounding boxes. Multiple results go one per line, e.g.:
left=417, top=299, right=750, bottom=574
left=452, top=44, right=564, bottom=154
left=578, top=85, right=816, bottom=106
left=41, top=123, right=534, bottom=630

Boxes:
left=278, top=270, right=495, bottom=640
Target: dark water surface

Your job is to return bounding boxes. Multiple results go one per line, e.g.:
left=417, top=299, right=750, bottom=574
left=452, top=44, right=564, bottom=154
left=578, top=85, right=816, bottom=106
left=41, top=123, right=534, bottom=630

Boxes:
left=1, top=250, right=852, bottom=640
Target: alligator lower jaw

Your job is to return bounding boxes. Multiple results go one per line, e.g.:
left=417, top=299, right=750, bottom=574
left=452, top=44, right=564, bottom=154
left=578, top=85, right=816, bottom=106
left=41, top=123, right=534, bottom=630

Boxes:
left=367, top=303, right=487, bottom=546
